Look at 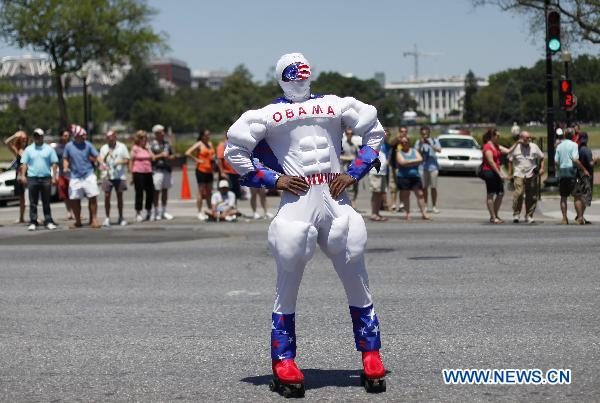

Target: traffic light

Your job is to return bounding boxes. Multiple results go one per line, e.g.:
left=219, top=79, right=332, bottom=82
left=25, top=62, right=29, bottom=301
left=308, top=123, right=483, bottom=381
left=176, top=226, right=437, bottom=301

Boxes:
left=559, top=79, right=573, bottom=110
left=547, top=10, right=561, bottom=53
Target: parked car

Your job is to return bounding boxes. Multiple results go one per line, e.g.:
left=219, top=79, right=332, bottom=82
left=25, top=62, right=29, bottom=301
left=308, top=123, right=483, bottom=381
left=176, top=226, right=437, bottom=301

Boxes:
left=0, top=159, right=58, bottom=206
left=0, top=159, right=19, bottom=206
left=436, top=135, right=483, bottom=175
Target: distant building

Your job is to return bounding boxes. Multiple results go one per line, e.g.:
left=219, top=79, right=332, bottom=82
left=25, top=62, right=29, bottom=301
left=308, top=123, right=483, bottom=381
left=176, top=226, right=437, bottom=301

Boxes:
left=150, top=58, right=191, bottom=88
left=192, top=69, right=229, bottom=90
left=0, top=54, right=128, bottom=108
left=374, top=72, right=385, bottom=87
left=386, top=75, right=488, bottom=121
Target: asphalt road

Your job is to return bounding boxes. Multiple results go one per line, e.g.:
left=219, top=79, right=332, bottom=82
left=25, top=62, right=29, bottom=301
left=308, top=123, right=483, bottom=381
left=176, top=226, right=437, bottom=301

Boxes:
left=1, top=218, right=599, bottom=401
left=2, top=169, right=600, bottom=401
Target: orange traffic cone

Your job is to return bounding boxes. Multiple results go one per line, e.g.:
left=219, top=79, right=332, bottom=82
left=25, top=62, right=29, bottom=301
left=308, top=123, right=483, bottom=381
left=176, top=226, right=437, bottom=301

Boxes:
left=181, top=163, right=192, bottom=200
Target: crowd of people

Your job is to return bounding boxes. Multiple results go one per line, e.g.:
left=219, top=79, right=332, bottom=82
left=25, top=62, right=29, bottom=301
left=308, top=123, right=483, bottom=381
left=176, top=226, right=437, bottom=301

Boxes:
left=3, top=124, right=255, bottom=230
left=2, top=123, right=597, bottom=231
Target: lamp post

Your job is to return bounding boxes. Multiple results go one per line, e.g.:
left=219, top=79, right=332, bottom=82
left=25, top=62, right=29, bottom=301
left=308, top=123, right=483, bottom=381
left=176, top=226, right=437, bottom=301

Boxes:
left=80, top=67, right=89, bottom=137
left=543, top=0, right=558, bottom=190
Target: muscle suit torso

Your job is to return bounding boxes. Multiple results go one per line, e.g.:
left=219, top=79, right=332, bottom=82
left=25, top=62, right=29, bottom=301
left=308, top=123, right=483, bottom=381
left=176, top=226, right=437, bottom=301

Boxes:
left=225, top=95, right=383, bottom=180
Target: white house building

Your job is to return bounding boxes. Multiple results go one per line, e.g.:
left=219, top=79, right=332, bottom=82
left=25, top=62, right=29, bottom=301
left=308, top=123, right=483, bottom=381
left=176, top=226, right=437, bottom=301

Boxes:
left=386, top=75, right=488, bottom=122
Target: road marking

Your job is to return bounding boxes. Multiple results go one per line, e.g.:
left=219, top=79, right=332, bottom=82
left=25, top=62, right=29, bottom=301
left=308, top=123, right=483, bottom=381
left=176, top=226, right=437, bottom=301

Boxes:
left=226, top=290, right=261, bottom=296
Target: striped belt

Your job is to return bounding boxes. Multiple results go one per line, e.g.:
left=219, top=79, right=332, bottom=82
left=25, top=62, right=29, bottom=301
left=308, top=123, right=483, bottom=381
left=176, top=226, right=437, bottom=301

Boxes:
left=302, top=172, right=341, bottom=185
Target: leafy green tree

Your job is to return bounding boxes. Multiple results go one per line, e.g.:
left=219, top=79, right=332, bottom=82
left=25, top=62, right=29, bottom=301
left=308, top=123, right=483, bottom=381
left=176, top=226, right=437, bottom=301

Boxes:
left=106, top=64, right=163, bottom=121
left=463, top=70, right=478, bottom=123
left=0, top=0, right=165, bottom=129
left=67, top=96, right=113, bottom=133
left=521, top=92, right=545, bottom=122
left=0, top=103, right=24, bottom=137
left=575, top=83, right=600, bottom=122
left=21, top=96, right=60, bottom=132
left=472, top=86, right=503, bottom=123
left=471, top=55, right=600, bottom=124
left=498, top=79, right=522, bottom=124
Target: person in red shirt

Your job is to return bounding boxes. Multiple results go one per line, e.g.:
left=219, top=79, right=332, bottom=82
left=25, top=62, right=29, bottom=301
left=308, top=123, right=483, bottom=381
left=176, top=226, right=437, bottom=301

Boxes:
left=216, top=134, right=241, bottom=202
left=571, top=123, right=581, bottom=145
left=480, top=128, right=519, bottom=224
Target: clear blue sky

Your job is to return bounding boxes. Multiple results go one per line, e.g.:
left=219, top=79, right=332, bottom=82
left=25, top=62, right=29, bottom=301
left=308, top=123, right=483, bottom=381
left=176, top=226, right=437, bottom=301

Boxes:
left=0, top=0, right=593, bottom=82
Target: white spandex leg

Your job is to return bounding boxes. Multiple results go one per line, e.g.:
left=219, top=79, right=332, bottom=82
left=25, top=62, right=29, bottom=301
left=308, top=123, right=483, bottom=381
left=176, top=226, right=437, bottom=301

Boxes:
left=268, top=189, right=320, bottom=314
left=318, top=192, right=373, bottom=308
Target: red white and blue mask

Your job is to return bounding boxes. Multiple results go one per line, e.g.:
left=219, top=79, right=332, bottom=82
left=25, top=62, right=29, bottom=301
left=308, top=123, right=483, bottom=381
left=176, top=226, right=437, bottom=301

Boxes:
left=281, top=62, right=311, bottom=82
left=276, top=53, right=311, bottom=102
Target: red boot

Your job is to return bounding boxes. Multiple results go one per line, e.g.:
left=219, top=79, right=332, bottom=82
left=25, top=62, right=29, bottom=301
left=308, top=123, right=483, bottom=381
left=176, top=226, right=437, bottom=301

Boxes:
left=361, top=351, right=386, bottom=393
left=272, top=359, right=304, bottom=383
left=362, top=351, right=386, bottom=379
left=270, top=359, right=305, bottom=397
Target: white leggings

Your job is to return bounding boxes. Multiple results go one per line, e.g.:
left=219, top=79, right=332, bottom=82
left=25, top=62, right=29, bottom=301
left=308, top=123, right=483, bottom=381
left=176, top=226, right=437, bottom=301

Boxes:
left=268, top=184, right=373, bottom=314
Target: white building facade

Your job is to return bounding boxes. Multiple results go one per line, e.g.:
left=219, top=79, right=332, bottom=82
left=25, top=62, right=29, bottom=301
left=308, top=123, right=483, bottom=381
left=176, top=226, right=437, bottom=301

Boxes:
left=386, top=75, right=488, bottom=122
left=0, top=55, right=129, bottom=108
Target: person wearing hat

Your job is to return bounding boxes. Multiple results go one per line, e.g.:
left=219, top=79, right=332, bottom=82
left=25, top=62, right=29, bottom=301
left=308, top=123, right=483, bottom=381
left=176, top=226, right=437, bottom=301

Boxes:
left=63, top=124, right=101, bottom=229
left=206, top=179, right=238, bottom=222
left=98, top=130, right=130, bottom=227
left=150, top=124, right=175, bottom=221
left=555, top=127, right=564, bottom=147
left=19, top=128, right=59, bottom=230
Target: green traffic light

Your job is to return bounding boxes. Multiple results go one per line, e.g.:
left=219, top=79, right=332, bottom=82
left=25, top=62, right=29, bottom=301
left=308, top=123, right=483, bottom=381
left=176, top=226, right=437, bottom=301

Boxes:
left=548, top=38, right=561, bottom=52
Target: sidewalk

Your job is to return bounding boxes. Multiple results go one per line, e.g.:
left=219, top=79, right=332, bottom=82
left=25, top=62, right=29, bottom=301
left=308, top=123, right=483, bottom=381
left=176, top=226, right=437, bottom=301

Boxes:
left=1, top=172, right=598, bottom=226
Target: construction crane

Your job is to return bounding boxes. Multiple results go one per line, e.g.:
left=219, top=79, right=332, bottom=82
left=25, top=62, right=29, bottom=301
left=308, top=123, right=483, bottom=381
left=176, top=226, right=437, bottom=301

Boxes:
left=403, top=44, right=442, bottom=79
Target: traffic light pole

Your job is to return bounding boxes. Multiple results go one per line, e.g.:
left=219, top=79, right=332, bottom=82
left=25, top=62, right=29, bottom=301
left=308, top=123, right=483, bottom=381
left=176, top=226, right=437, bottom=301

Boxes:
left=543, top=0, right=558, bottom=189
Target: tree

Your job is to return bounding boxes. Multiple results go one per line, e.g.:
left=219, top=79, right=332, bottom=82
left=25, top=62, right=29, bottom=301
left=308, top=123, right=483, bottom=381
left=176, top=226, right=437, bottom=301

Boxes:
left=67, top=96, right=113, bottom=133
left=498, top=79, right=523, bottom=124
left=463, top=70, right=478, bottom=123
left=106, top=64, right=163, bottom=121
left=473, top=0, right=600, bottom=44
left=0, top=0, right=165, bottom=129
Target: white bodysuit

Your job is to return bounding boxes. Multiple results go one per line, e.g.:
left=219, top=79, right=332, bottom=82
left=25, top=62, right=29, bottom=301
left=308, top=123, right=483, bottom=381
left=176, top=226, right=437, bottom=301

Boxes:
left=225, top=94, right=385, bottom=314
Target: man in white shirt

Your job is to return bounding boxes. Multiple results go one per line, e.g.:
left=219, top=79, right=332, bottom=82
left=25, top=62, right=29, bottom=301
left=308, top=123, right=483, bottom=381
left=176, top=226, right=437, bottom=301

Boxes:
left=98, top=130, right=130, bottom=226
left=206, top=180, right=238, bottom=222
left=508, top=131, right=544, bottom=223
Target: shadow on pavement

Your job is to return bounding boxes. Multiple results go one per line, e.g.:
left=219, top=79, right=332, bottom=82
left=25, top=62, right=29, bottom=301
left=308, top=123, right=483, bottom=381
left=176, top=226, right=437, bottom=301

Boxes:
left=0, top=226, right=231, bottom=245
left=241, top=368, right=392, bottom=389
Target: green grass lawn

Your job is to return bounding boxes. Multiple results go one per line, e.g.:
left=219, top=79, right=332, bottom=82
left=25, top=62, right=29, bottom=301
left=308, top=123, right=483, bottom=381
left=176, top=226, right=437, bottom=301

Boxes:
left=0, top=146, right=14, bottom=163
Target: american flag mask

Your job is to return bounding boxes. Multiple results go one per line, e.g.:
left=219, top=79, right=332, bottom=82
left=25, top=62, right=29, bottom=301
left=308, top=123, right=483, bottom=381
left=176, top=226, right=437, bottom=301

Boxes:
left=281, top=62, right=311, bottom=82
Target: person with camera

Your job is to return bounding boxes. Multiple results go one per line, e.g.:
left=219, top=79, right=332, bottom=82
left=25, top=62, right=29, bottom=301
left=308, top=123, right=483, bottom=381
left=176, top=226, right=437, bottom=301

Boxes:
left=481, top=129, right=519, bottom=224
left=414, top=126, right=441, bottom=214
left=507, top=131, right=544, bottom=223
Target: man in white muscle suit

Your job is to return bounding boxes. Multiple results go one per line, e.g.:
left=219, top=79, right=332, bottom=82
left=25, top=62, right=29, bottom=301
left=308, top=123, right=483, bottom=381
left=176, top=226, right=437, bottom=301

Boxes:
left=225, top=52, right=387, bottom=396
